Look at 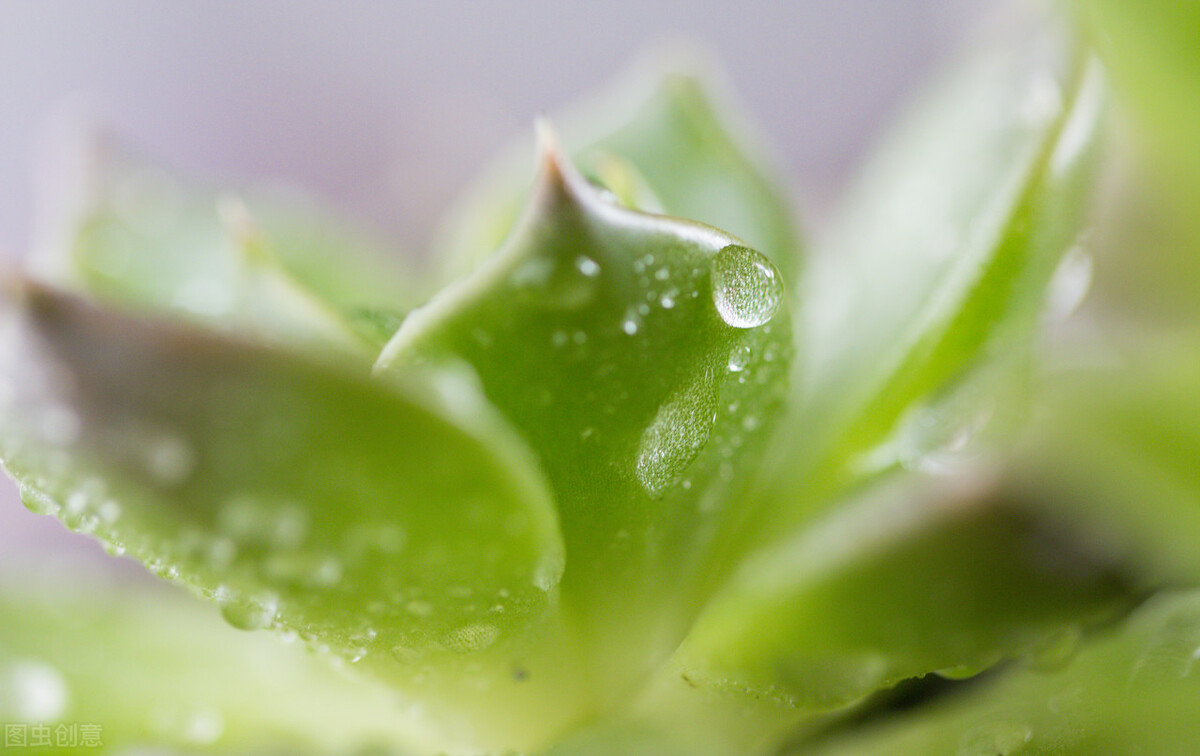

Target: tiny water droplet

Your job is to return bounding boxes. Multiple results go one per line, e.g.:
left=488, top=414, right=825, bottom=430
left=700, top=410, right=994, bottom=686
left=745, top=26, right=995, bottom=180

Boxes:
left=145, top=433, right=196, bottom=487
left=509, top=252, right=598, bottom=308
left=18, top=481, right=59, bottom=516
left=1044, top=246, right=1093, bottom=322
left=1027, top=625, right=1082, bottom=673
left=575, top=256, right=600, bottom=277
left=443, top=623, right=499, bottom=654
left=217, top=588, right=278, bottom=631
left=935, top=659, right=996, bottom=681
left=727, top=344, right=751, bottom=372
left=711, top=245, right=783, bottom=329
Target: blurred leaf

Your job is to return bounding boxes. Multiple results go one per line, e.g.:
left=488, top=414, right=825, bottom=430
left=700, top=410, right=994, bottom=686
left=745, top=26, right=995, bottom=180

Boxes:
left=32, top=124, right=413, bottom=352
left=377, top=130, right=792, bottom=701
left=1011, top=336, right=1200, bottom=584
left=433, top=52, right=802, bottom=284
left=669, top=472, right=1135, bottom=723
left=801, top=591, right=1200, bottom=755
left=1075, top=0, right=1200, bottom=221
left=0, top=578, right=432, bottom=755
left=0, top=284, right=584, bottom=752
left=763, top=38, right=1105, bottom=525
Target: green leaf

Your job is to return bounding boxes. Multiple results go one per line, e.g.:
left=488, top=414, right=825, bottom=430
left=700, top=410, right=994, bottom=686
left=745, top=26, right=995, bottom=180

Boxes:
left=377, top=127, right=793, bottom=702
left=432, top=52, right=801, bottom=285
left=762, top=38, right=1105, bottom=526
left=1074, top=0, right=1200, bottom=219
left=801, top=591, right=1200, bottom=755
left=32, top=124, right=413, bottom=352
left=663, top=472, right=1134, bottom=736
left=0, top=283, right=583, bottom=753
left=1011, top=336, right=1200, bottom=584
left=0, top=577, right=433, bottom=755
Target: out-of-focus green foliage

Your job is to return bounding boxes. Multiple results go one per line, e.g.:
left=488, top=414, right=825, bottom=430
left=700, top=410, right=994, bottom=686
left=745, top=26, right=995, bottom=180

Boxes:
left=1, top=8, right=1200, bottom=756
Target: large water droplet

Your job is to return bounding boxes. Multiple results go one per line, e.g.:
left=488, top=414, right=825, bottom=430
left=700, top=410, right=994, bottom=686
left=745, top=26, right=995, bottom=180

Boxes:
left=711, top=245, right=782, bottom=328
left=636, top=377, right=719, bottom=497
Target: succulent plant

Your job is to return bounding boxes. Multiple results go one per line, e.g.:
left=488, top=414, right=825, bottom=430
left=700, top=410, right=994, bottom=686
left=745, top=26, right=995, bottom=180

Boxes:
left=3, top=4, right=1200, bottom=754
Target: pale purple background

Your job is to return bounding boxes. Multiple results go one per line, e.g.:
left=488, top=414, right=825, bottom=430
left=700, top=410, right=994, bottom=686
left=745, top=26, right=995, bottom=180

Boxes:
left=0, top=0, right=995, bottom=571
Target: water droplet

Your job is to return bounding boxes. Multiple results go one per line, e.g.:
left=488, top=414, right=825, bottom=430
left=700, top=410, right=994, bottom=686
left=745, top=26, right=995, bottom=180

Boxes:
left=1027, top=625, right=1082, bottom=673
left=18, top=481, right=59, bottom=516
left=1044, top=246, right=1093, bottom=322
left=636, top=377, right=719, bottom=497
left=509, top=252, right=598, bottom=309
left=654, top=267, right=670, bottom=281
left=443, top=623, right=499, bottom=654
left=621, top=314, right=640, bottom=335
left=575, top=256, right=600, bottom=277
left=727, top=345, right=751, bottom=372
left=711, top=245, right=783, bottom=328
left=660, top=288, right=678, bottom=309
left=217, top=588, right=278, bottom=631
left=143, top=433, right=196, bottom=487
left=935, top=659, right=996, bottom=681
left=0, top=660, right=68, bottom=721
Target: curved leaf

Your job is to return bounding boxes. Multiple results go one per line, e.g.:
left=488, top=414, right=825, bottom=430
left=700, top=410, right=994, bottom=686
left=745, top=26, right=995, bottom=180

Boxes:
left=1075, top=0, right=1200, bottom=217
left=0, top=283, right=582, bottom=752
left=31, top=122, right=413, bottom=351
left=0, top=577, right=432, bottom=755
left=1012, top=337, right=1200, bottom=584
left=802, top=591, right=1200, bottom=755
left=759, top=36, right=1105, bottom=531
left=432, top=52, right=801, bottom=284
left=377, top=127, right=793, bottom=702
left=673, top=472, right=1136, bottom=720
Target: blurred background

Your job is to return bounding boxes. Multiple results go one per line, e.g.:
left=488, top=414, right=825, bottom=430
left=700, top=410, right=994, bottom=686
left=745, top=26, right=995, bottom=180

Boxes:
left=0, top=0, right=994, bottom=569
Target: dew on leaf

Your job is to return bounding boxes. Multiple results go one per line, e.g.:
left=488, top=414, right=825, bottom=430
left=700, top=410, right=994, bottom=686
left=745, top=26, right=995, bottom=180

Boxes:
left=711, top=245, right=783, bottom=328
left=17, top=481, right=59, bottom=516
left=575, top=255, right=600, bottom=277
left=443, top=623, right=500, bottom=654
left=727, top=344, right=751, bottom=372
left=217, top=588, right=278, bottom=631
left=1044, top=245, right=1093, bottom=322
left=144, top=433, right=196, bottom=487
left=1026, top=625, right=1082, bottom=674
left=635, top=376, right=719, bottom=497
